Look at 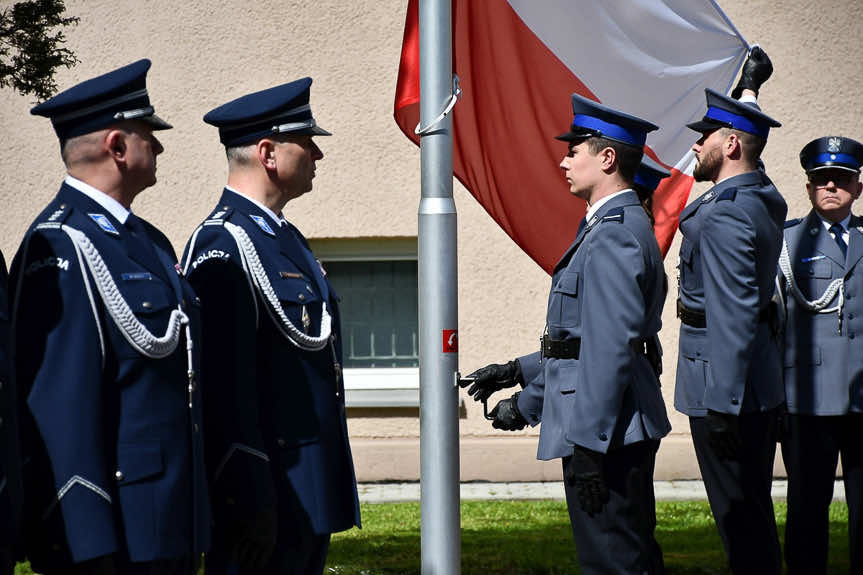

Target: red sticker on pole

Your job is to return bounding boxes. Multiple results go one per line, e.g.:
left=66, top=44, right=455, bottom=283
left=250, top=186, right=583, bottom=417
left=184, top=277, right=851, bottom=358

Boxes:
left=442, top=329, right=458, bottom=353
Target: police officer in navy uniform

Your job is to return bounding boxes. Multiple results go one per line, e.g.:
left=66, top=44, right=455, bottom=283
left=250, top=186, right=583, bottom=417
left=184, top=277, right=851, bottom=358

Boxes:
left=633, top=154, right=672, bottom=227
left=777, top=136, right=863, bottom=574
left=0, top=248, right=22, bottom=575
left=10, top=60, right=210, bottom=575
left=182, top=78, right=360, bottom=575
left=675, top=83, right=786, bottom=573
left=462, top=94, right=671, bottom=574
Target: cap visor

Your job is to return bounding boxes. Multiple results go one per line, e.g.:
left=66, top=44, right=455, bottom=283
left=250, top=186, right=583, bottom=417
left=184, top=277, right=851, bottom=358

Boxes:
left=310, top=125, right=331, bottom=136
left=555, top=129, right=595, bottom=142
left=807, top=164, right=860, bottom=174
left=141, top=113, right=173, bottom=130
left=686, top=119, right=723, bottom=134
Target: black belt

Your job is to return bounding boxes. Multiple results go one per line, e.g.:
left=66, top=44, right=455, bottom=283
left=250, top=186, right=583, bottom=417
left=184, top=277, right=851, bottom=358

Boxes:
left=677, top=299, right=770, bottom=329
left=541, top=335, right=580, bottom=359
left=677, top=299, right=706, bottom=328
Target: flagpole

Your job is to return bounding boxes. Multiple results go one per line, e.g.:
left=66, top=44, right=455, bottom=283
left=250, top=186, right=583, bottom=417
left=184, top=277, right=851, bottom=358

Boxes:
left=418, top=0, right=460, bottom=573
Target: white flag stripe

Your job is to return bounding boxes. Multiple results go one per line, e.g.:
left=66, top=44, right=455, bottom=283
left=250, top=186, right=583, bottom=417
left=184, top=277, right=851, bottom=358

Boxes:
left=506, top=0, right=749, bottom=174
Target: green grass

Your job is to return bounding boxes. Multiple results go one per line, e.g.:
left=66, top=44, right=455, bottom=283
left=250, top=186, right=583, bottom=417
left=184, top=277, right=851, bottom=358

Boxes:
left=12, top=500, right=852, bottom=574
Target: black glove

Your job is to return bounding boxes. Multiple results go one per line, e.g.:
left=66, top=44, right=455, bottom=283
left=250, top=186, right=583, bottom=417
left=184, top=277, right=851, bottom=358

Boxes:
left=564, top=445, right=609, bottom=516
left=460, top=360, right=523, bottom=403
left=731, top=45, right=773, bottom=99
left=705, top=410, right=742, bottom=460
left=489, top=392, right=527, bottom=431
left=224, top=508, right=278, bottom=569
left=75, top=554, right=117, bottom=575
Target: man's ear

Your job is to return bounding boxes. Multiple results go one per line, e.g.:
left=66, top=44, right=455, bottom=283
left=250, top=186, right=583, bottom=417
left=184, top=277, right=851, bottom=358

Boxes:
left=600, top=146, right=616, bottom=171
left=257, top=139, right=277, bottom=170
left=853, top=179, right=863, bottom=201
left=724, top=132, right=742, bottom=160
left=105, top=130, right=126, bottom=162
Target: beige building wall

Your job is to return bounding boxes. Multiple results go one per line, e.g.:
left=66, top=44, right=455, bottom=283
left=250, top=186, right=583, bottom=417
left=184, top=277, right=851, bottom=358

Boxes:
left=0, top=0, right=861, bottom=481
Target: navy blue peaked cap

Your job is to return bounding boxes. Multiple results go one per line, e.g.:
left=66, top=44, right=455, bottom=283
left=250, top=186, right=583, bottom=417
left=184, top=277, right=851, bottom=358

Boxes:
left=557, top=93, right=658, bottom=148
left=31, top=59, right=171, bottom=140
left=687, top=88, right=780, bottom=140
left=204, top=77, right=331, bottom=146
left=800, top=136, right=863, bottom=173
left=634, top=155, right=671, bottom=193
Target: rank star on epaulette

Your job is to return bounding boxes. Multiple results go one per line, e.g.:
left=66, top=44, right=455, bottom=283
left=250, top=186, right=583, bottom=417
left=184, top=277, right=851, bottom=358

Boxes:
left=701, top=191, right=715, bottom=203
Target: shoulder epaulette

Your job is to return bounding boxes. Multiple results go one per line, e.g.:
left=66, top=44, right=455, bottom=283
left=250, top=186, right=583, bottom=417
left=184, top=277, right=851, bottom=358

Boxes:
left=784, top=217, right=803, bottom=229
left=716, top=187, right=737, bottom=202
left=601, top=206, right=625, bottom=223
left=35, top=202, right=72, bottom=230
left=203, top=206, right=234, bottom=226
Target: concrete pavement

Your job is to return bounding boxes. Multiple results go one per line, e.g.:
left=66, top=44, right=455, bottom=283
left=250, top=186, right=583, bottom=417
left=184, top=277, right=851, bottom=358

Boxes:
left=357, top=479, right=846, bottom=503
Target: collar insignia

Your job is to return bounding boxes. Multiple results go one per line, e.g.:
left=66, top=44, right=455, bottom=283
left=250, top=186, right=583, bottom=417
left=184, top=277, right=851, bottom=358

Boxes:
left=250, top=214, right=276, bottom=236
left=88, top=213, right=119, bottom=235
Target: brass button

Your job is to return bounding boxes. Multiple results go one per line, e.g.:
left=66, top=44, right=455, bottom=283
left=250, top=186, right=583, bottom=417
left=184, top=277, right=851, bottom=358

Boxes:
left=298, top=294, right=306, bottom=301
left=142, top=301, right=153, bottom=309
left=115, top=470, right=124, bottom=481
left=60, top=204, right=66, bottom=209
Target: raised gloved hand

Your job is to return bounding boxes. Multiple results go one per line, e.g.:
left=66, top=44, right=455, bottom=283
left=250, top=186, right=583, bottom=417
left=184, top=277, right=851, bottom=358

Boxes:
left=226, top=508, right=278, bottom=569
left=564, top=445, right=609, bottom=516
left=460, top=360, right=523, bottom=403
left=75, top=554, right=117, bottom=575
left=705, top=409, right=742, bottom=460
left=489, top=392, right=527, bottom=431
left=731, top=45, right=773, bottom=99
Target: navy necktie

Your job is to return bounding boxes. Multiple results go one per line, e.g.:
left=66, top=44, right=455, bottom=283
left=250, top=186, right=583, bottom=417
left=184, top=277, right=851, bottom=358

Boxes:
left=577, top=217, right=587, bottom=235
left=829, top=223, right=847, bottom=258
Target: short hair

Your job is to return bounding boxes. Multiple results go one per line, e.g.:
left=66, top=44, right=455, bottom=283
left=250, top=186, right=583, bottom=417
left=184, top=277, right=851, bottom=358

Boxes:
left=585, top=136, right=642, bottom=184
left=59, top=130, right=105, bottom=167
left=720, top=127, right=766, bottom=166
left=225, top=144, right=254, bottom=167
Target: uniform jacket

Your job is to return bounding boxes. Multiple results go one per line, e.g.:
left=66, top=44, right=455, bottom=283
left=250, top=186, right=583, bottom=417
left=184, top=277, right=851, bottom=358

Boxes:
left=675, top=170, right=787, bottom=416
left=9, top=183, right=210, bottom=568
left=780, top=211, right=863, bottom=414
left=516, top=190, right=671, bottom=458
left=0, top=249, right=22, bottom=550
left=182, top=189, right=360, bottom=537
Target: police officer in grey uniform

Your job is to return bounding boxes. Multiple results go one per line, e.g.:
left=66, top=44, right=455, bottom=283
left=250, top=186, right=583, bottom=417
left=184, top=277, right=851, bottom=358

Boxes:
left=10, top=60, right=209, bottom=575
left=675, top=86, right=786, bottom=574
left=463, top=94, right=671, bottom=574
left=777, top=136, right=863, bottom=575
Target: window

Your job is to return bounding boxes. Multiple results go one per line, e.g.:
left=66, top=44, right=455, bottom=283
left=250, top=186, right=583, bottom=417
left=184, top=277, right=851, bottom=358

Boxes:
left=309, top=238, right=420, bottom=407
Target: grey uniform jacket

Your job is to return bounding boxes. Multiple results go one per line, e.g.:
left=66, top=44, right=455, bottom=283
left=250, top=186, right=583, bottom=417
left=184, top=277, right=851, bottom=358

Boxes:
left=780, top=211, right=863, bottom=415
left=675, top=170, right=787, bottom=417
left=516, top=190, right=671, bottom=458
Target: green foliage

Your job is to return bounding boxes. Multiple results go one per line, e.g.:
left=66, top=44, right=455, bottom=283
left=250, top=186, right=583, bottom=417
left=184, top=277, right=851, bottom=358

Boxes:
left=10, top=499, right=853, bottom=574
left=0, top=0, right=78, bottom=101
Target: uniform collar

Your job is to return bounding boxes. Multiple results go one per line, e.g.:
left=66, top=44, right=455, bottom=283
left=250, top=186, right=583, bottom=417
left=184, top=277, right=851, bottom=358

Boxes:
left=585, top=188, right=633, bottom=223
left=225, top=186, right=285, bottom=228
left=816, top=212, right=851, bottom=233
left=64, top=174, right=130, bottom=224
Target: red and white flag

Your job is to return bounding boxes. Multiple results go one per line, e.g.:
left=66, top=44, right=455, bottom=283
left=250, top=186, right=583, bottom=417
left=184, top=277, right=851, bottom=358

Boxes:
left=394, top=0, right=749, bottom=272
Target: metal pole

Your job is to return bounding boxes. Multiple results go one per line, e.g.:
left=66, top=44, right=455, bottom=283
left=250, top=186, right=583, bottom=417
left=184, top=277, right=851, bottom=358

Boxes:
left=418, top=0, right=460, bottom=573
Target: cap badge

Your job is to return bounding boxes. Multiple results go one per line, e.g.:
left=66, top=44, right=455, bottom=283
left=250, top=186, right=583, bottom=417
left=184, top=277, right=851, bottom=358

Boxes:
left=828, top=137, right=842, bottom=153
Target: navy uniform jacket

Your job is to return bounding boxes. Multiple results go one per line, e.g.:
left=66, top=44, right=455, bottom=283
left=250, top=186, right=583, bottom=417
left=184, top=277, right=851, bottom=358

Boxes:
left=0, top=249, right=22, bottom=551
left=675, top=170, right=787, bottom=416
left=516, top=191, right=671, bottom=458
left=9, top=183, right=210, bottom=567
left=780, top=211, right=863, bottom=414
left=182, top=190, right=360, bottom=537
